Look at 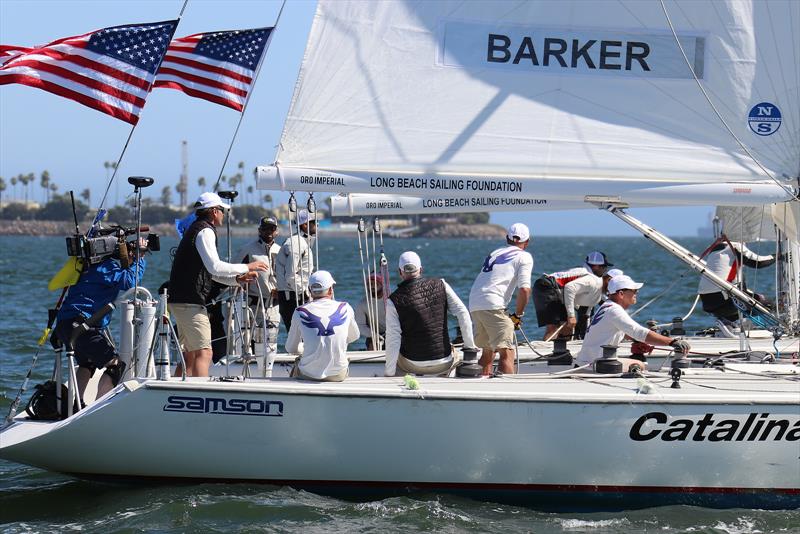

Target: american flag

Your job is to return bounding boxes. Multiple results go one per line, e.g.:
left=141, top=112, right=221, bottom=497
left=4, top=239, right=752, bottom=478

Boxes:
left=0, top=20, right=178, bottom=125
left=154, top=28, right=272, bottom=112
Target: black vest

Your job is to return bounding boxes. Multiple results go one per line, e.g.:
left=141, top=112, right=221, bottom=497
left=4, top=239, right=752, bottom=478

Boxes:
left=389, top=277, right=450, bottom=360
left=169, top=219, right=217, bottom=305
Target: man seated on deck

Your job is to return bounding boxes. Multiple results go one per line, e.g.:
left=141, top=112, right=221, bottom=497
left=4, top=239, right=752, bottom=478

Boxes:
left=576, top=275, right=691, bottom=371
left=355, top=273, right=387, bottom=350
left=286, top=270, right=360, bottom=382
left=468, top=223, right=533, bottom=375
left=532, top=251, right=614, bottom=340
left=54, top=238, right=147, bottom=403
left=385, top=251, right=476, bottom=377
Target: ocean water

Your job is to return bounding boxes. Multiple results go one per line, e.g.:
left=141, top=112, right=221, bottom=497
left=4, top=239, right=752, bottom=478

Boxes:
left=0, top=234, right=795, bottom=533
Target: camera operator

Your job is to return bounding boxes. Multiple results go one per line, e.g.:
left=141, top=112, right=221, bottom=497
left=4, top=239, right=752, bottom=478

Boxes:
left=168, top=192, right=267, bottom=377
left=54, top=237, right=148, bottom=404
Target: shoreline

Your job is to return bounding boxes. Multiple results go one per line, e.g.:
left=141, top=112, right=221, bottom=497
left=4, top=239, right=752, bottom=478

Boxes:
left=0, top=219, right=507, bottom=239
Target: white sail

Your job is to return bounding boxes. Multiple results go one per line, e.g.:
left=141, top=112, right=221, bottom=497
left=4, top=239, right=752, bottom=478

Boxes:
left=716, top=205, right=775, bottom=242
left=261, top=0, right=799, bottom=203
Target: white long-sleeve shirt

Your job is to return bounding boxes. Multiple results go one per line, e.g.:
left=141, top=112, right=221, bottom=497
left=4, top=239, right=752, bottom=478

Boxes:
left=355, top=296, right=387, bottom=337
left=563, top=274, right=604, bottom=318
left=697, top=241, right=775, bottom=295
left=285, top=297, right=360, bottom=380
left=468, top=245, right=533, bottom=311
left=237, top=238, right=280, bottom=298
left=576, top=301, right=651, bottom=365
left=196, top=228, right=247, bottom=285
left=384, top=279, right=475, bottom=376
left=275, top=235, right=315, bottom=293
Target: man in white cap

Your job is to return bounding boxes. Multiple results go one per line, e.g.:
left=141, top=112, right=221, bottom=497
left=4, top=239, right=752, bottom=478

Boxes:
left=385, top=251, right=476, bottom=376
left=276, top=208, right=317, bottom=331
left=168, top=192, right=268, bottom=377
left=577, top=275, right=691, bottom=370
left=468, top=223, right=533, bottom=375
left=285, top=270, right=359, bottom=381
left=532, top=251, right=615, bottom=340
left=237, top=216, right=281, bottom=354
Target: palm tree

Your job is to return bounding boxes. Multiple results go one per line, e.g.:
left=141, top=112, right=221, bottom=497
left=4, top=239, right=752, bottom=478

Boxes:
left=160, top=185, right=172, bottom=207
left=27, top=173, right=35, bottom=204
left=80, top=188, right=91, bottom=207
left=40, top=170, right=51, bottom=203
left=0, top=177, right=6, bottom=210
left=19, top=173, right=30, bottom=204
left=10, top=176, right=17, bottom=201
left=247, top=185, right=254, bottom=206
left=198, top=176, right=206, bottom=190
left=175, top=182, right=187, bottom=206
left=263, top=194, right=273, bottom=210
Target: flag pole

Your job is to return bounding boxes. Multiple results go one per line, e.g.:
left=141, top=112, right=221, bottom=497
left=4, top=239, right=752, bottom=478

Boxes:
left=96, top=0, right=190, bottom=211
left=213, top=0, right=287, bottom=192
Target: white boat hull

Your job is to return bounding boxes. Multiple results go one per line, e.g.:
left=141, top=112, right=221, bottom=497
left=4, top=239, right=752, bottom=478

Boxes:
left=2, top=369, right=798, bottom=510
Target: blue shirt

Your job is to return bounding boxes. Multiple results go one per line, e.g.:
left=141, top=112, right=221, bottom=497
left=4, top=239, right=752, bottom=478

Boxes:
left=57, top=257, right=146, bottom=328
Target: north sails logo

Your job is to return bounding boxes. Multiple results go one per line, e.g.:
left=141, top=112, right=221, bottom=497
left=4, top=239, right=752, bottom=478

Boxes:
left=630, top=412, right=800, bottom=442
left=163, top=395, right=284, bottom=417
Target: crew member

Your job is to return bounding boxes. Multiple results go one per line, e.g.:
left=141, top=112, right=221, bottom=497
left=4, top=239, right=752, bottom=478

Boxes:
left=386, top=251, right=476, bottom=376
left=532, top=251, right=614, bottom=340
left=168, top=192, right=266, bottom=377
left=276, top=209, right=317, bottom=331
left=54, top=238, right=147, bottom=403
left=355, top=273, right=386, bottom=350
left=237, top=216, right=281, bottom=353
left=468, top=223, right=533, bottom=375
left=577, top=275, right=691, bottom=370
left=698, top=240, right=775, bottom=323
left=285, top=270, right=359, bottom=381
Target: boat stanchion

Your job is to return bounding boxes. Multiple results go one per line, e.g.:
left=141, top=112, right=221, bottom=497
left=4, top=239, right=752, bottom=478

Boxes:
left=594, top=345, right=623, bottom=374
left=155, top=290, right=172, bottom=381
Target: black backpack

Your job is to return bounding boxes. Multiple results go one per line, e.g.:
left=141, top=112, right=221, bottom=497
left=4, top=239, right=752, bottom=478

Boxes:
left=25, top=381, right=76, bottom=420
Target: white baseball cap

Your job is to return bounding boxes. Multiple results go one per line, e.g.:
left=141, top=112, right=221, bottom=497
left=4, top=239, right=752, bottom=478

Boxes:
left=586, top=251, right=613, bottom=266
left=194, top=192, right=230, bottom=210
left=398, top=251, right=422, bottom=273
left=506, top=223, right=530, bottom=243
left=309, top=270, right=336, bottom=293
left=606, top=268, right=624, bottom=279
left=297, top=209, right=316, bottom=226
left=608, top=275, right=644, bottom=293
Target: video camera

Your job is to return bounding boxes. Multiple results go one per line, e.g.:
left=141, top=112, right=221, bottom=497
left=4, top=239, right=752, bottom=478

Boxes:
left=66, top=225, right=160, bottom=266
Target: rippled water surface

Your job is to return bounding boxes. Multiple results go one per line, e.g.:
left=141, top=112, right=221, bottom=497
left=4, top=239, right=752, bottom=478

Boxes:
left=1, top=234, right=795, bottom=533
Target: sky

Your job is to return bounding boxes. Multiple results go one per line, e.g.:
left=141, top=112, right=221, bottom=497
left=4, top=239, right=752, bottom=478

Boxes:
left=0, top=0, right=714, bottom=237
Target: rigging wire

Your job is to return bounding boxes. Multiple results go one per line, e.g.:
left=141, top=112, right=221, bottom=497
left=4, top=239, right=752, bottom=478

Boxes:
left=659, top=0, right=799, bottom=202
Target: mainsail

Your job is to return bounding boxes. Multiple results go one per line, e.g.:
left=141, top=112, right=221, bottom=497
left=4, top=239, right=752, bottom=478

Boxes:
left=259, top=0, right=798, bottom=206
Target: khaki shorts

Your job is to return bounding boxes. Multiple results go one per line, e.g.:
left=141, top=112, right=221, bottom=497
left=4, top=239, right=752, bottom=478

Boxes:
left=471, top=309, right=515, bottom=350
left=169, top=303, right=212, bottom=352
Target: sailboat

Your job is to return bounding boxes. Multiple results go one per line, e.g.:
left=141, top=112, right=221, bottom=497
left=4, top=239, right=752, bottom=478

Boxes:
left=2, top=0, right=799, bottom=510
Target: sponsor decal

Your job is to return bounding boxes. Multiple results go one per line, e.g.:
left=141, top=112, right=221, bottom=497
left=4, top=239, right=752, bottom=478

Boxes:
left=438, top=21, right=705, bottom=79
left=630, top=412, right=800, bottom=442
left=163, top=395, right=284, bottom=417
left=748, top=103, right=782, bottom=136
left=365, top=201, right=404, bottom=209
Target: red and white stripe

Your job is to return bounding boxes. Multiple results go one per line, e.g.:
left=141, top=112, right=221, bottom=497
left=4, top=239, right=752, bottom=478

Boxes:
left=0, top=33, right=157, bottom=125
left=154, top=33, right=255, bottom=111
